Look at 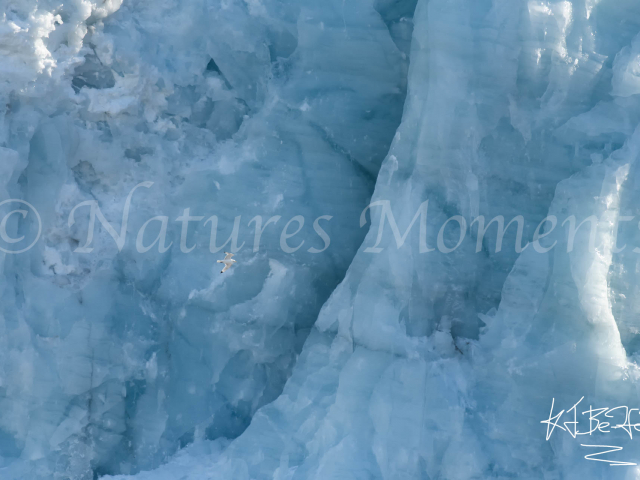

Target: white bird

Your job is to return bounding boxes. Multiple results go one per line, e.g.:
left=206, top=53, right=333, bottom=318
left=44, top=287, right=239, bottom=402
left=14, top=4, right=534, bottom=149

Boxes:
left=217, top=252, right=236, bottom=273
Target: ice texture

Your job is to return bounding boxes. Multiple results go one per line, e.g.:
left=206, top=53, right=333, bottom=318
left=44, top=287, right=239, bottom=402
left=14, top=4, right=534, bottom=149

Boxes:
left=112, top=0, right=640, bottom=478
left=4, top=0, right=640, bottom=479
left=0, top=0, right=411, bottom=477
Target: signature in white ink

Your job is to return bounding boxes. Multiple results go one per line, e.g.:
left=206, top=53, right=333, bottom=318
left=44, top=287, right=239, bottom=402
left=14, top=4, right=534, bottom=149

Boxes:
left=541, top=397, right=639, bottom=466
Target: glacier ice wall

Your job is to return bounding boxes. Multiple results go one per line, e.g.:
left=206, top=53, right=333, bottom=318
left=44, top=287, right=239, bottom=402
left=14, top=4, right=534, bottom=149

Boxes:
left=0, top=0, right=414, bottom=478
left=5, top=0, right=640, bottom=479
left=108, top=0, right=640, bottom=479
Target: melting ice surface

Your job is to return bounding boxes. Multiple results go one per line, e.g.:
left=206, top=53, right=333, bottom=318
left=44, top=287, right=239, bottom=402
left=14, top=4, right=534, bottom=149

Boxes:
left=3, top=0, right=640, bottom=478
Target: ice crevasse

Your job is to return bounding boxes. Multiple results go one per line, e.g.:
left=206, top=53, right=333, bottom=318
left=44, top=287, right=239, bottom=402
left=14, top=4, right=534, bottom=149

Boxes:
left=3, top=0, right=640, bottom=479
